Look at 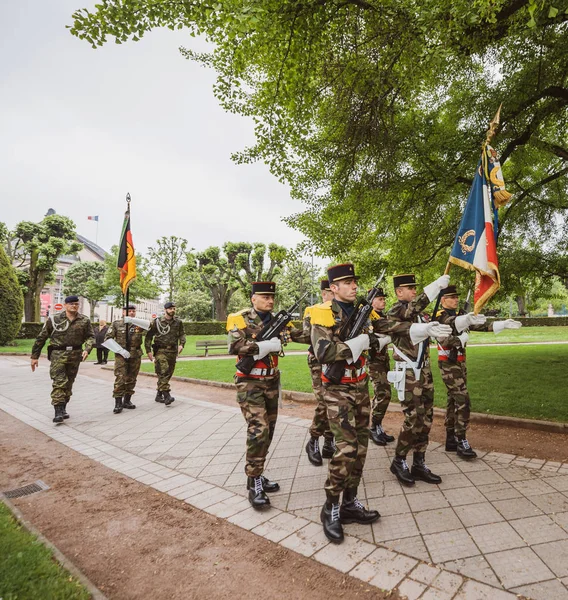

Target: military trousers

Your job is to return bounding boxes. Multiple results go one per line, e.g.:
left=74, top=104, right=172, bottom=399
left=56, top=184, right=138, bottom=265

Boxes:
left=394, top=365, right=434, bottom=457
left=154, top=349, right=177, bottom=392
left=439, top=361, right=470, bottom=437
left=49, top=349, right=82, bottom=406
left=323, top=378, right=371, bottom=499
left=368, top=355, right=391, bottom=425
left=308, top=360, right=332, bottom=440
left=235, top=375, right=280, bottom=477
left=113, top=352, right=143, bottom=397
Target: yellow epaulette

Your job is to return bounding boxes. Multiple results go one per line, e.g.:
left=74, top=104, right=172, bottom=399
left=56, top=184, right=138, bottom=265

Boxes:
left=436, top=309, right=445, bottom=318
left=226, top=309, right=248, bottom=332
left=310, top=301, right=335, bottom=327
left=303, top=305, right=313, bottom=319
left=370, top=309, right=381, bottom=320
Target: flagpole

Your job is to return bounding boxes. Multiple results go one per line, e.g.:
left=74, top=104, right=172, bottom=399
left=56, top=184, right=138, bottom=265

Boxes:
left=96, top=218, right=99, bottom=245
left=125, top=193, right=131, bottom=348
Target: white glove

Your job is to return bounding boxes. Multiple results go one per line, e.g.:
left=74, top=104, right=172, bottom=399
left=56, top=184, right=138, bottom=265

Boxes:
left=426, top=322, right=453, bottom=340
left=493, top=319, right=522, bottom=334
left=457, top=332, right=469, bottom=347
left=118, top=349, right=131, bottom=359
left=345, top=334, right=371, bottom=363
left=254, top=338, right=282, bottom=360
left=124, top=316, right=151, bottom=330
left=376, top=334, right=392, bottom=351
left=410, top=323, right=431, bottom=344
left=455, top=312, right=487, bottom=332
left=102, top=338, right=126, bottom=355
left=423, top=274, right=451, bottom=302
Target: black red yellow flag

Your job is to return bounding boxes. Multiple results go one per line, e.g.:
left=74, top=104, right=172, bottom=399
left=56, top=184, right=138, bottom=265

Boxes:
left=117, top=200, right=137, bottom=294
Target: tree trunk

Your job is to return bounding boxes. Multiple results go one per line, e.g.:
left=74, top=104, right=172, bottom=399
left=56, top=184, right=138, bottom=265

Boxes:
left=515, top=295, right=527, bottom=316
left=24, top=291, right=35, bottom=322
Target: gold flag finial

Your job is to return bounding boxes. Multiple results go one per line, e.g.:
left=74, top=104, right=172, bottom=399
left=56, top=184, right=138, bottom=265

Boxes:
left=485, top=104, right=502, bottom=146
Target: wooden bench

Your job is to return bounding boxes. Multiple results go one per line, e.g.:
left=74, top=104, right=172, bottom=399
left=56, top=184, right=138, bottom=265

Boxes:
left=196, top=339, right=228, bottom=357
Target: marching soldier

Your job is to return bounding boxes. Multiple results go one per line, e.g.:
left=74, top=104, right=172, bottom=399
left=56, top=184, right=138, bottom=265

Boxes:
left=227, top=281, right=304, bottom=509
left=435, top=286, right=522, bottom=459
left=30, top=295, right=95, bottom=423
left=382, top=274, right=453, bottom=487
left=145, top=301, right=186, bottom=406
left=304, top=279, right=337, bottom=466
left=368, top=288, right=396, bottom=446
left=103, top=304, right=148, bottom=414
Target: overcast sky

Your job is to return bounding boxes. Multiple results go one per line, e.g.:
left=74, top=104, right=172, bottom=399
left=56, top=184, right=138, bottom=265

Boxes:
left=1, top=0, right=308, bottom=256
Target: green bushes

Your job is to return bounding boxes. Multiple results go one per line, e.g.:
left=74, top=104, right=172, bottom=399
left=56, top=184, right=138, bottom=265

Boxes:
left=0, top=246, right=24, bottom=344
left=487, top=316, right=568, bottom=327
left=16, top=323, right=44, bottom=339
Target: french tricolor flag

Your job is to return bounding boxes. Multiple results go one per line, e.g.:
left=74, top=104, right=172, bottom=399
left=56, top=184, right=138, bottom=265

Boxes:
left=87, top=215, right=99, bottom=221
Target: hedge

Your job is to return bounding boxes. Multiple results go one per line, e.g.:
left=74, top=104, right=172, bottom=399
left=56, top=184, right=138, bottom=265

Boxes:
left=0, top=246, right=24, bottom=344
left=487, top=316, right=568, bottom=327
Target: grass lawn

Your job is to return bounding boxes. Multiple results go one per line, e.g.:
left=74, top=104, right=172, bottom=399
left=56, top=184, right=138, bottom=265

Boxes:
left=0, top=502, right=91, bottom=600
left=140, top=343, right=568, bottom=423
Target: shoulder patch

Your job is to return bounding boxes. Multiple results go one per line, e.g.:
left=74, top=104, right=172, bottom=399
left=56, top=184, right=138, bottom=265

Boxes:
left=310, top=302, right=335, bottom=327
left=370, top=309, right=381, bottom=320
left=226, top=312, right=247, bottom=332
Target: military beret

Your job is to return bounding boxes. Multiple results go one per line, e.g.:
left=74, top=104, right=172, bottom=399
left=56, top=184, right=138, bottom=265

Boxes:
left=252, top=281, right=276, bottom=295
left=164, top=301, right=176, bottom=309
left=320, top=279, right=330, bottom=291
left=368, top=287, right=386, bottom=297
left=441, top=285, right=459, bottom=297
left=65, top=295, right=79, bottom=303
left=393, top=274, right=416, bottom=288
left=327, top=263, right=358, bottom=283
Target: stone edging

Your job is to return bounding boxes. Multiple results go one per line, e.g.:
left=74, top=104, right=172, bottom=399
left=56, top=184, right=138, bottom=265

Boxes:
left=0, top=495, right=108, bottom=600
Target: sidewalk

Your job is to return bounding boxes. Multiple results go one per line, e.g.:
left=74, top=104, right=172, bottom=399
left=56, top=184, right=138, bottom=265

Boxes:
left=1, top=356, right=568, bottom=600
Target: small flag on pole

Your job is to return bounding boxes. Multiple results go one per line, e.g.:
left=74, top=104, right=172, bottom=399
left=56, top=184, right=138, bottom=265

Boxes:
left=87, top=215, right=99, bottom=221
left=117, top=201, right=136, bottom=294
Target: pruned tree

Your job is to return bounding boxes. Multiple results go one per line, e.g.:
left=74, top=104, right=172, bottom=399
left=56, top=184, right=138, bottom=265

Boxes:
left=62, top=261, right=108, bottom=320
left=147, top=236, right=188, bottom=301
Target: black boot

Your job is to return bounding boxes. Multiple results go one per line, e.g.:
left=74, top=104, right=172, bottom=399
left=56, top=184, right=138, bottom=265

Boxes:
left=370, top=422, right=394, bottom=445
left=62, top=402, right=70, bottom=420
left=155, top=391, right=165, bottom=403
left=163, top=391, right=175, bottom=406
left=445, top=429, right=458, bottom=452
left=390, top=455, right=415, bottom=486
left=113, top=397, right=123, bottom=414
left=321, top=498, right=344, bottom=543
left=122, top=394, right=136, bottom=409
left=456, top=437, right=478, bottom=460
left=247, top=476, right=270, bottom=509
left=247, top=475, right=280, bottom=493
left=411, top=452, right=442, bottom=484
left=53, top=404, right=65, bottom=424
left=321, top=437, right=336, bottom=459
left=340, top=487, right=380, bottom=524
left=306, top=436, right=323, bottom=466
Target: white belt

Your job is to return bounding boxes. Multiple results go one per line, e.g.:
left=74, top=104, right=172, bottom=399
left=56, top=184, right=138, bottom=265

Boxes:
left=238, top=367, right=276, bottom=377
left=344, top=366, right=367, bottom=378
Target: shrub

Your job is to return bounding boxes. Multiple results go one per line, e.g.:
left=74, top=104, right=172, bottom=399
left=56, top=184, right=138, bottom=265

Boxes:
left=16, top=322, right=44, bottom=339
left=487, top=316, right=568, bottom=327
left=0, top=246, right=24, bottom=344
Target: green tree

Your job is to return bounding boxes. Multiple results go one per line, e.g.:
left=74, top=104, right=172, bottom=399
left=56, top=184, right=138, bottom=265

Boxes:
left=147, top=236, right=188, bottom=301
left=62, top=261, right=108, bottom=320
left=0, top=245, right=24, bottom=344
left=276, top=250, right=319, bottom=315
left=175, top=288, right=213, bottom=321
left=4, top=215, right=82, bottom=321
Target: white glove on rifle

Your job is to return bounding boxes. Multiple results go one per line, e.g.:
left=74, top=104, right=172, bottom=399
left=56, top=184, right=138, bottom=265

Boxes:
left=423, top=274, right=451, bottom=302
left=375, top=334, right=392, bottom=351
left=455, top=312, right=487, bottom=332
left=457, top=332, right=469, bottom=347
left=254, top=338, right=282, bottom=360
left=102, top=338, right=131, bottom=359
left=493, top=319, right=522, bottom=334
left=410, top=322, right=453, bottom=344
left=345, top=333, right=371, bottom=363
left=124, top=316, right=151, bottom=330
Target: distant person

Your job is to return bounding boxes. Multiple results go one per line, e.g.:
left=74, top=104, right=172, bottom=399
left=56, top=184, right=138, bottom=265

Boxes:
left=94, top=319, right=109, bottom=364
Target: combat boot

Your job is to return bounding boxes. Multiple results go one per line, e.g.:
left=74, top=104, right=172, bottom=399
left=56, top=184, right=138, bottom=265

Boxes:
left=247, top=476, right=270, bottom=509
left=321, top=437, right=337, bottom=459
left=247, top=475, right=280, bottom=493
left=155, top=391, right=165, bottom=403
left=340, top=487, right=380, bottom=525
left=62, top=402, right=70, bottom=420
left=456, top=437, right=477, bottom=460
left=113, top=397, right=123, bottom=414
left=370, top=422, right=395, bottom=445
left=445, top=429, right=458, bottom=452
left=321, top=497, right=343, bottom=543
left=53, top=404, right=65, bottom=424
left=390, top=455, right=415, bottom=486
left=163, top=391, right=175, bottom=406
left=305, top=436, right=323, bottom=466
left=122, top=394, right=136, bottom=409
left=411, top=452, right=442, bottom=484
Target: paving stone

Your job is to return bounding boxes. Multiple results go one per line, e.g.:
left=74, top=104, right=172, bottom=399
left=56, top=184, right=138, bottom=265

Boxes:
left=372, top=513, right=419, bottom=542
left=491, top=496, right=543, bottom=520
left=465, top=470, right=506, bottom=486
left=314, top=535, right=375, bottom=573
left=442, top=486, right=487, bottom=507
left=407, top=491, right=449, bottom=512
left=529, top=491, right=568, bottom=514
left=543, top=475, right=568, bottom=492
left=453, top=580, right=517, bottom=599
left=509, top=514, right=568, bottom=545
left=512, top=578, right=568, bottom=600
left=551, top=511, right=568, bottom=530
left=350, top=547, right=418, bottom=589
left=396, top=578, right=427, bottom=600
left=430, top=570, right=463, bottom=594
left=251, top=512, right=310, bottom=543
left=419, top=588, right=454, bottom=600
left=442, top=555, right=501, bottom=587
left=384, top=536, right=431, bottom=562
left=370, top=494, right=411, bottom=517
left=408, top=563, right=440, bottom=585
left=477, top=482, right=523, bottom=502
left=423, top=529, right=479, bottom=563
left=227, top=506, right=281, bottom=531
left=454, top=502, right=504, bottom=527
left=492, top=466, right=538, bottom=483
left=286, top=490, right=324, bottom=511
left=457, top=460, right=492, bottom=473
left=280, top=522, right=329, bottom=557
left=512, top=479, right=556, bottom=497
left=187, top=486, right=234, bottom=508
left=436, top=473, right=474, bottom=490
left=468, top=521, right=526, bottom=554
left=205, top=495, right=251, bottom=519
left=415, top=508, right=462, bottom=535
left=532, top=539, right=568, bottom=577
left=486, top=546, right=555, bottom=588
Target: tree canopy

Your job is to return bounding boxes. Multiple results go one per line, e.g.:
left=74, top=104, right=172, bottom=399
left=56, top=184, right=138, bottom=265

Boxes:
left=63, top=261, right=107, bottom=320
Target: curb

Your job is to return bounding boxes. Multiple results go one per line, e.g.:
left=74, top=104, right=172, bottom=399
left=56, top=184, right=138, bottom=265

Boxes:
left=0, top=494, right=108, bottom=600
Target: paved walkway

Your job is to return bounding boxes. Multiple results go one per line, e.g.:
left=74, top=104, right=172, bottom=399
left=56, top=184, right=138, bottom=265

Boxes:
left=1, top=356, right=568, bottom=600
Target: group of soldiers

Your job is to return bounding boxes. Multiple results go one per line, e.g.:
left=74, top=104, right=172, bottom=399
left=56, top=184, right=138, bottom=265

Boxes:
left=226, top=264, right=521, bottom=544
left=30, top=296, right=186, bottom=422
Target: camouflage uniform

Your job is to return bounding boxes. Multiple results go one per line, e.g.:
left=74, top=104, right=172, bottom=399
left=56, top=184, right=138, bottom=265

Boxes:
left=368, top=310, right=392, bottom=425
left=105, top=320, right=145, bottom=398
left=145, top=316, right=186, bottom=392
left=31, top=313, right=95, bottom=406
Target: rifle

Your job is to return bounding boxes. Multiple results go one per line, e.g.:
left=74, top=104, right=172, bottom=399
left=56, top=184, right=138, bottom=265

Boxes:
left=323, top=270, right=386, bottom=385
left=235, top=292, right=309, bottom=375
left=463, top=289, right=472, bottom=313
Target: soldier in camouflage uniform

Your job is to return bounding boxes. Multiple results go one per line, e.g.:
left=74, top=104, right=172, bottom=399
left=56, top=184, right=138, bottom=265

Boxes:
left=435, top=286, right=521, bottom=459
left=304, top=279, right=337, bottom=466
left=227, top=281, right=304, bottom=509
left=145, top=301, right=186, bottom=406
left=104, top=304, right=147, bottom=414
left=30, top=295, right=95, bottom=423
left=368, top=288, right=396, bottom=446
left=381, top=274, right=452, bottom=487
